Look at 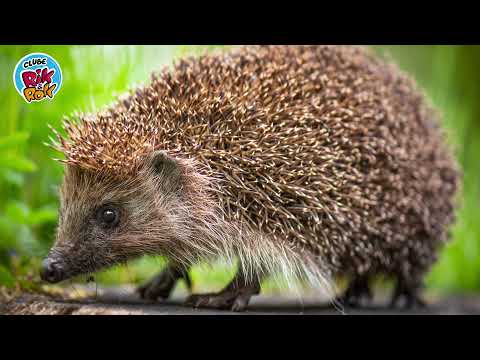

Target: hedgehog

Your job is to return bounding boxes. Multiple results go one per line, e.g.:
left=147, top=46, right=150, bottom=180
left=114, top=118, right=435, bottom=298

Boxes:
left=40, top=45, right=460, bottom=311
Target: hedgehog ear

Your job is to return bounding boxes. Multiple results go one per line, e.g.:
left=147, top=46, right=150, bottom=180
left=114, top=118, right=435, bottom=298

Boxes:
left=150, top=150, right=181, bottom=182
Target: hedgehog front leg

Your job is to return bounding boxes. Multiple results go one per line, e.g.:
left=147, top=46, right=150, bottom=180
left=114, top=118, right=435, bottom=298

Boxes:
left=137, top=263, right=191, bottom=301
left=185, top=271, right=260, bottom=312
left=389, top=273, right=426, bottom=309
left=337, top=275, right=373, bottom=308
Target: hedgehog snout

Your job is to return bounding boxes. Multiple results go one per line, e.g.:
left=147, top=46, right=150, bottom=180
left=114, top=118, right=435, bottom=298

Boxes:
left=40, top=257, right=66, bottom=283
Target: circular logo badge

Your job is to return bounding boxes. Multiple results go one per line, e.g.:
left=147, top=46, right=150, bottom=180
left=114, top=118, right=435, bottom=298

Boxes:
left=13, top=52, right=62, bottom=103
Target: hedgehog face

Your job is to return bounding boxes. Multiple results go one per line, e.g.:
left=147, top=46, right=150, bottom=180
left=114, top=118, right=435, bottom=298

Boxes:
left=40, top=151, right=188, bottom=283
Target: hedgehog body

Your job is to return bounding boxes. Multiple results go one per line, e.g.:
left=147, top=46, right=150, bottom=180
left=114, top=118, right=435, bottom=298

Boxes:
left=43, top=46, right=460, bottom=310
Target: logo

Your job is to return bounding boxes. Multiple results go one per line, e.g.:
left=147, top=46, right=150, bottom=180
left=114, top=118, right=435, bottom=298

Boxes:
left=13, top=53, right=62, bottom=103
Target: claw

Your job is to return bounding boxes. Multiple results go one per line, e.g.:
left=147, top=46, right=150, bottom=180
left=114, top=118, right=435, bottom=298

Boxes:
left=185, top=272, right=260, bottom=312
left=185, top=292, right=252, bottom=311
left=390, top=292, right=426, bottom=309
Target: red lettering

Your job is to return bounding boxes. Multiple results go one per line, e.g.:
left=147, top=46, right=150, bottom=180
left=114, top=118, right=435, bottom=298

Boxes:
left=22, top=71, right=38, bottom=88
left=41, top=67, right=55, bottom=84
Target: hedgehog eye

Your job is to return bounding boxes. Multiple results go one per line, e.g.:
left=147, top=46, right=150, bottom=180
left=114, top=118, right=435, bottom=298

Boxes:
left=97, top=205, right=120, bottom=229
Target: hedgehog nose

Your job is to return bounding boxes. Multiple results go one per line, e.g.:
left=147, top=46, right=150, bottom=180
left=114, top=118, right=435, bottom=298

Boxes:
left=40, top=259, right=65, bottom=283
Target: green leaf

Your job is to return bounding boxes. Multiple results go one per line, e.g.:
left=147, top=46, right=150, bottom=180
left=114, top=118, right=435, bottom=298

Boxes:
left=27, top=207, right=58, bottom=226
left=0, top=156, right=37, bottom=172
left=0, top=215, right=16, bottom=248
left=0, top=133, right=30, bottom=151
left=0, top=265, right=15, bottom=288
left=0, top=170, right=25, bottom=187
left=5, top=201, right=30, bottom=224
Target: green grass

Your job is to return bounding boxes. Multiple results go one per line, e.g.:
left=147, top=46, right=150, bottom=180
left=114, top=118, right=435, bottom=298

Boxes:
left=0, top=45, right=479, bottom=294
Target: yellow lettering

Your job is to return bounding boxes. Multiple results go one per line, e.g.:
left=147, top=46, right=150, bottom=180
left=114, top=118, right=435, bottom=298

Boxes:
left=23, top=87, right=36, bottom=102
left=44, top=83, right=56, bottom=98
left=34, top=89, right=44, bottom=100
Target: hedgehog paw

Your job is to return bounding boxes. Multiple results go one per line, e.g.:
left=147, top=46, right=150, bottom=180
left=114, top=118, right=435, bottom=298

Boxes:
left=337, top=276, right=372, bottom=308
left=185, top=273, right=260, bottom=312
left=389, top=291, right=427, bottom=310
left=185, top=292, right=235, bottom=310
left=185, top=291, right=254, bottom=312
left=137, top=266, right=191, bottom=301
left=389, top=277, right=427, bottom=310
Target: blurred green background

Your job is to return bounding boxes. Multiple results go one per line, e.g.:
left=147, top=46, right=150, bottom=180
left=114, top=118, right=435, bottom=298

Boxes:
left=0, top=45, right=478, bottom=295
